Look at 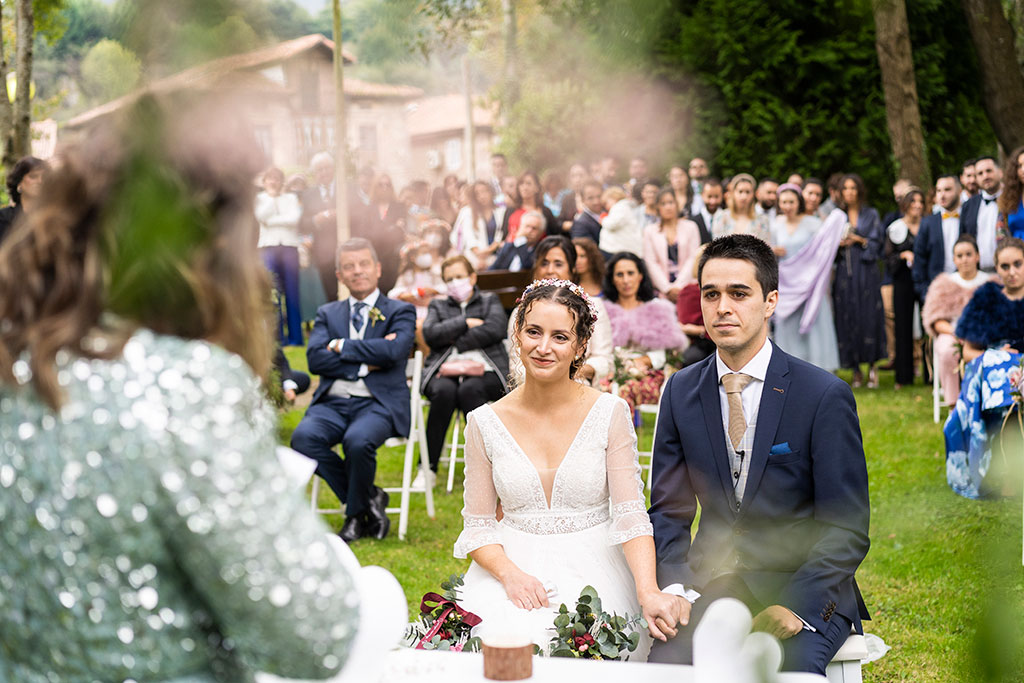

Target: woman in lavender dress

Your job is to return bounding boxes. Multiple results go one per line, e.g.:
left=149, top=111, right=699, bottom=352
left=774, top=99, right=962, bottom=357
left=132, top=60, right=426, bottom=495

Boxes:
left=770, top=184, right=839, bottom=371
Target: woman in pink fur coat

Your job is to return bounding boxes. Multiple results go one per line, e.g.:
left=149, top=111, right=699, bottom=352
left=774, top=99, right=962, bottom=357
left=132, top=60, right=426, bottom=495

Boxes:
left=921, top=234, right=991, bottom=406
left=601, top=252, right=688, bottom=411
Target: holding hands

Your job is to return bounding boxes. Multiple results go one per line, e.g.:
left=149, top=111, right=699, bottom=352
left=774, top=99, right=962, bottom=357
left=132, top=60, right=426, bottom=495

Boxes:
left=638, top=590, right=691, bottom=642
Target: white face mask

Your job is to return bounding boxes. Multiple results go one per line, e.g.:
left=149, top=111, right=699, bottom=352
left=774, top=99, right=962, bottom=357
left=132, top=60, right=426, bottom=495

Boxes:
left=447, top=277, right=473, bottom=302
left=415, top=253, right=433, bottom=269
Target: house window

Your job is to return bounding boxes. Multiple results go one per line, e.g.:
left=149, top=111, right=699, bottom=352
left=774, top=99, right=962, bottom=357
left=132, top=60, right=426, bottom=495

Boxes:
left=253, top=125, right=272, bottom=161
left=444, top=138, right=462, bottom=172
left=299, top=69, right=319, bottom=112
left=359, top=124, right=378, bottom=163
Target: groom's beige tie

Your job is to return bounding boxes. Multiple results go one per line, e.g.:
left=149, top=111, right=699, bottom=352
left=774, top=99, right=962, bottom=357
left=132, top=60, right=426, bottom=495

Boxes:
left=722, top=372, right=753, bottom=451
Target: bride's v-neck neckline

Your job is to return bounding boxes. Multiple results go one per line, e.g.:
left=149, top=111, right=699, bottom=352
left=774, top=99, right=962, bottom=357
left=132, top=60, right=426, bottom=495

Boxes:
left=484, top=393, right=607, bottom=510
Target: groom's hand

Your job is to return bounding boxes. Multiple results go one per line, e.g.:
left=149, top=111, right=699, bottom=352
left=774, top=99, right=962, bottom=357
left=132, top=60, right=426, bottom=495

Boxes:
left=751, top=605, right=803, bottom=640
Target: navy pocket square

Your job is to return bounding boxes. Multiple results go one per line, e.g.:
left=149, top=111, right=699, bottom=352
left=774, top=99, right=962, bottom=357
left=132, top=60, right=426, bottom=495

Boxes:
left=770, top=442, right=791, bottom=455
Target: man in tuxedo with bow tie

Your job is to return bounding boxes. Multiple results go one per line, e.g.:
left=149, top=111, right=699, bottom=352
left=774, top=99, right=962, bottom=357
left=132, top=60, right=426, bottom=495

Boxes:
left=960, top=155, right=1003, bottom=272
left=291, top=238, right=416, bottom=542
left=648, top=235, right=870, bottom=674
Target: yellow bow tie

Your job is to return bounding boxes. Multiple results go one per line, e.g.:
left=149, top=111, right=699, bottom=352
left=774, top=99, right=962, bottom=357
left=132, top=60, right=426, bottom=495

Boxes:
left=942, top=211, right=959, bottom=219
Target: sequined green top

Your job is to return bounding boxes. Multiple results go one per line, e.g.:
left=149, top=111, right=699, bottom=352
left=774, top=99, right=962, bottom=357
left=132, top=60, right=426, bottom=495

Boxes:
left=0, top=330, right=359, bottom=682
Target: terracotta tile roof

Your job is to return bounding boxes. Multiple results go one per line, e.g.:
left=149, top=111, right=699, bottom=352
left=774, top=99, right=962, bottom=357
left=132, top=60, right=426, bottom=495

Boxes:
left=66, top=34, right=421, bottom=130
left=406, top=93, right=497, bottom=138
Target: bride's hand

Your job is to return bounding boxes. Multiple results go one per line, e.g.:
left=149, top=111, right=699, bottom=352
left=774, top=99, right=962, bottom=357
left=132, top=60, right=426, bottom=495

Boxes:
left=502, top=569, right=550, bottom=611
left=639, top=590, right=690, bottom=641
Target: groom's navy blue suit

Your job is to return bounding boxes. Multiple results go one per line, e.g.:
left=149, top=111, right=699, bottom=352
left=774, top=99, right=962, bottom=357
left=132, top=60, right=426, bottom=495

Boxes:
left=291, top=294, right=415, bottom=518
left=648, top=344, right=870, bottom=672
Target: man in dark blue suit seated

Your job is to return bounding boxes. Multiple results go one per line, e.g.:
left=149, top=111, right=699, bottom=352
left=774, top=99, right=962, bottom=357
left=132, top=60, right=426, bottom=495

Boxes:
left=291, top=237, right=416, bottom=542
left=648, top=234, right=870, bottom=674
left=489, top=210, right=544, bottom=271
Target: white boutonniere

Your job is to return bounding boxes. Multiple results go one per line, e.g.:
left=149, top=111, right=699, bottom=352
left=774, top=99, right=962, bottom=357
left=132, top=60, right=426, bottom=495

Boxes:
left=368, top=306, right=386, bottom=327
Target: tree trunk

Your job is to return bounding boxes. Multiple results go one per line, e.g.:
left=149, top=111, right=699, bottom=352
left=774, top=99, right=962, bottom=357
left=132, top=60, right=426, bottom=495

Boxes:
left=961, top=0, right=1024, bottom=151
left=0, top=2, right=14, bottom=170
left=13, top=0, right=34, bottom=160
left=873, top=0, right=930, bottom=187
left=501, top=0, right=518, bottom=110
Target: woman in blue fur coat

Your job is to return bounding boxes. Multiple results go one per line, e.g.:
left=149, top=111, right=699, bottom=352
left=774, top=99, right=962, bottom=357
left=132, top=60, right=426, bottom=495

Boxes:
left=944, top=238, right=1024, bottom=498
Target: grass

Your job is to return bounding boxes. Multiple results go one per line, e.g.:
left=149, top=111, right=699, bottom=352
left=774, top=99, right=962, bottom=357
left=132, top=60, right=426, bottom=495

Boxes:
left=281, top=347, right=1024, bottom=681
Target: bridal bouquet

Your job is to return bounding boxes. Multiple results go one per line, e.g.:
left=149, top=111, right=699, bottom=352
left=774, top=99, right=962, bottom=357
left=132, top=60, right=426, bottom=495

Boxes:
left=547, top=585, right=646, bottom=660
left=403, top=574, right=482, bottom=653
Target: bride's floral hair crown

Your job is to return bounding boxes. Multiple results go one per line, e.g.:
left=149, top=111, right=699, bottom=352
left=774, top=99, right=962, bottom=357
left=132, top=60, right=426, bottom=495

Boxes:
left=517, top=278, right=599, bottom=335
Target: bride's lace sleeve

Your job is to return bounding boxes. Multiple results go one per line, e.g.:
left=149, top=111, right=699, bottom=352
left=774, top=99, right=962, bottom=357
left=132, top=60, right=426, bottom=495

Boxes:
left=453, top=412, right=501, bottom=558
left=606, top=397, right=654, bottom=545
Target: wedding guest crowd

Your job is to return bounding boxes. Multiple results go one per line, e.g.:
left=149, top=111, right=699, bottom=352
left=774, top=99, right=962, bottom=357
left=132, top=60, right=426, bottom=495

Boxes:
left=2, top=137, right=1007, bottom=545
left=235, top=145, right=1023, bottom=514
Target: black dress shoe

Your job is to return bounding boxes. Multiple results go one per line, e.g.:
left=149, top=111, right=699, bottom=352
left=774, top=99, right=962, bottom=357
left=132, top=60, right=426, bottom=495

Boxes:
left=339, top=515, right=370, bottom=543
left=365, top=486, right=390, bottom=540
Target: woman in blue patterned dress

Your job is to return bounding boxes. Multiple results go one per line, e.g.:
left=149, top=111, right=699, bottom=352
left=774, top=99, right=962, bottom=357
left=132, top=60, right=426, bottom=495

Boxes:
left=944, top=238, right=1024, bottom=498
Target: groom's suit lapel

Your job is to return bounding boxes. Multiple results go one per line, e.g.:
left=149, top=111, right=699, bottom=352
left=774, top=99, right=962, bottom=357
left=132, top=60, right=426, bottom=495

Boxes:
left=697, top=359, right=738, bottom=516
left=738, top=347, right=790, bottom=518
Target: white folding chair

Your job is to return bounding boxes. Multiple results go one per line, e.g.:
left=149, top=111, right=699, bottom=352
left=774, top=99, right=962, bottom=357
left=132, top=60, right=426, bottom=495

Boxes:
left=308, top=350, right=436, bottom=541
left=611, top=380, right=666, bottom=491
left=440, top=411, right=465, bottom=494
left=825, top=633, right=868, bottom=683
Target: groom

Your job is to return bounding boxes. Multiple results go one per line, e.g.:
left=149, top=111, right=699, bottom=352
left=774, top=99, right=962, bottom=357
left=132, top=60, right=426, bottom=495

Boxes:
left=648, top=234, right=870, bottom=674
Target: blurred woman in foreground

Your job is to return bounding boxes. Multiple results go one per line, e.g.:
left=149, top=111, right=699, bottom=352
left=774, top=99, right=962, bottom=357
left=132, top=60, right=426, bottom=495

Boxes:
left=0, top=97, right=360, bottom=681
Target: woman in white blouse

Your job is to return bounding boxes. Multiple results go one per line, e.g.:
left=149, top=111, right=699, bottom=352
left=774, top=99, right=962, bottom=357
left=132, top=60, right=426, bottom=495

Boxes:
left=256, top=166, right=304, bottom=345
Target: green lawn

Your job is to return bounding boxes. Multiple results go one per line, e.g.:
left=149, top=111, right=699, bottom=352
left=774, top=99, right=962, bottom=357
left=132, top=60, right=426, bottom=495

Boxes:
left=282, top=347, right=1024, bottom=681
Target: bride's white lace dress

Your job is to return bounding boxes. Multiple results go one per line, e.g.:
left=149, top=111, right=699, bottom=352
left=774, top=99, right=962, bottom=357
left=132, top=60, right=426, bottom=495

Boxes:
left=454, top=392, right=653, bottom=660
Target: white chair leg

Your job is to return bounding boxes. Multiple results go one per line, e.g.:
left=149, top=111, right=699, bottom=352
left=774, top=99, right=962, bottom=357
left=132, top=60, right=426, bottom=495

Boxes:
left=418, top=403, right=435, bottom=519
left=446, top=414, right=461, bottom=494
left=310, top=476, right=319, bottom=514
left=395, top=433, right=416, bottom=541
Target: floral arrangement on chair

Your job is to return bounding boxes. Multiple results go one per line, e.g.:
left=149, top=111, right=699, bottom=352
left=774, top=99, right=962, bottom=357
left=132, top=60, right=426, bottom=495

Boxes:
left=403, top=574, right=482, bottom=653
left=547, top=585, right=647, bottom=660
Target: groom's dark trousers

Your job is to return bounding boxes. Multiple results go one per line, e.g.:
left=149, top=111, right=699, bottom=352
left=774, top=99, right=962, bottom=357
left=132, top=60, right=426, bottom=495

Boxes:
left=647, top=345, right=870, bottom=674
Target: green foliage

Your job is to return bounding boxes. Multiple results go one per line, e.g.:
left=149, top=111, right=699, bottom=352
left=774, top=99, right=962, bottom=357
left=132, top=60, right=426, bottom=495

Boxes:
left=80, top=38, right=140, bottom=103
left=547, top=585, right=646, bottom=659
left=48, top=0, right=114, bottom=61
left=649, top=0, right=996, bottom=210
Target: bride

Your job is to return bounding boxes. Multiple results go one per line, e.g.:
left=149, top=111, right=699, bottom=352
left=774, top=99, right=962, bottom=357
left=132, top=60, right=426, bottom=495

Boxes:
left=453, top=278, right=687, bottom=659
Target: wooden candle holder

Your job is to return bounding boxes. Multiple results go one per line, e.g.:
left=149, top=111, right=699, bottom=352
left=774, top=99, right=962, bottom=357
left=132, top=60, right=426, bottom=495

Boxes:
left=482, top=639, right=533, bottom=680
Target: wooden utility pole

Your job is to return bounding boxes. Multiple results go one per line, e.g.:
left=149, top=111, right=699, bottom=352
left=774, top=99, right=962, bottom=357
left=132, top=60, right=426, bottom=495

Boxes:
left=12, top=0, right=33, bottom=160
left=332, top=0, right=350, bottom=293
left=463, top=54, right=475, bottom=182
left=873, top=0, right=930, bottom=188
left=501, top=0, right=518, bottom=109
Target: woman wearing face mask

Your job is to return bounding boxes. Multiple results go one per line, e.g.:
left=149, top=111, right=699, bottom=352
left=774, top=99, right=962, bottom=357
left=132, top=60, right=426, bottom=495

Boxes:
left=420, top=255, right=509, bottom=486
left=389, top=239, right=447, bottom=355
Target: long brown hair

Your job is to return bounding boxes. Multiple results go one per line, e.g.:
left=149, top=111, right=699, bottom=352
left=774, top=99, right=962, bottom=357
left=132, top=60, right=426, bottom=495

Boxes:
left=998, top=146, right=1024, bottom=216
left=0, top=96, right=273, bottom=409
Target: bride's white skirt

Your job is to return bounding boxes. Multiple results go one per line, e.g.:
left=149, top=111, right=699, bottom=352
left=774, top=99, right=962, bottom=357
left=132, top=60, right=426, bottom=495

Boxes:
left=458, top=520, right=652, bottom=662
